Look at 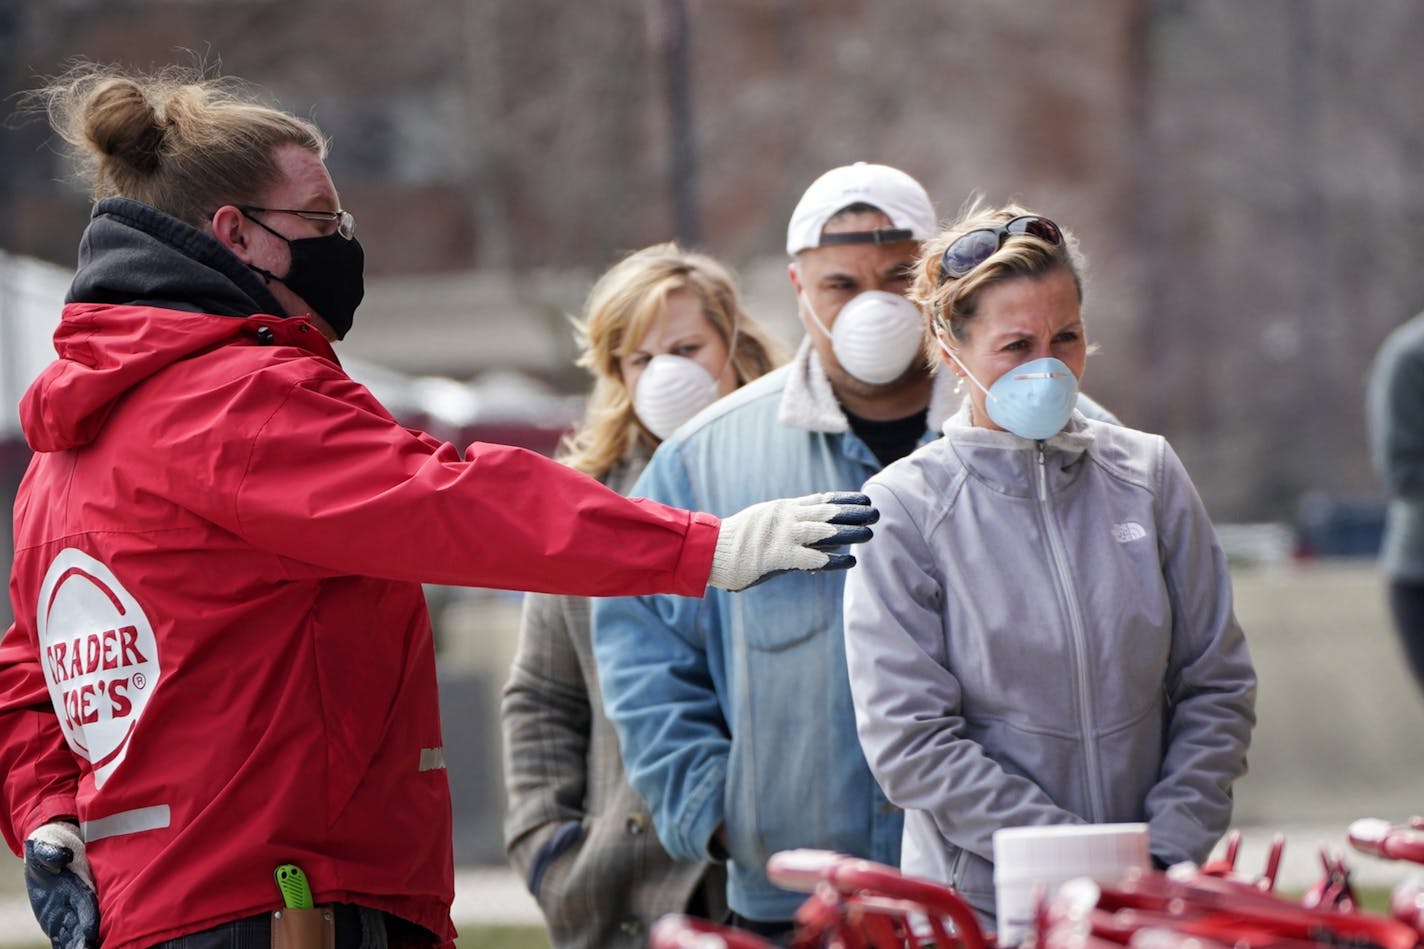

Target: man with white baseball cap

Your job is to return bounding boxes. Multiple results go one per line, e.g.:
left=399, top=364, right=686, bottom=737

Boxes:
left=782, top=162, right=946, bottom=450
left=592, top=162, right=941, bottom=942
left=786, top=161, right=939, bottom=256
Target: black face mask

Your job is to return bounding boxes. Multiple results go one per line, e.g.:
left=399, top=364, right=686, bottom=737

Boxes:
left=244, top=214, right=365, bottom=340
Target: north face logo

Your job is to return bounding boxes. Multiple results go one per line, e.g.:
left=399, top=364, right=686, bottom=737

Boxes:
left=37, top=548, right=161, bottom=789
left=1113, top=522, right=1148, bottom=543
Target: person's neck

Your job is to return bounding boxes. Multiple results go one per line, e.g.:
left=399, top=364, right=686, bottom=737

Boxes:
left=833, top=373, right=934, bottom=422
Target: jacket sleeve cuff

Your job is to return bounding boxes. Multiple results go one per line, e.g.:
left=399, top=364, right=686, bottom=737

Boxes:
left=526, top=819, right=583, bottom=897
left=1146, top=813, right=1212, bottom=868
left=671, top=511, right=720, bottom=598
left=674, top=755, right=728, bottom=862
left=23, top=794, right=80, bottom=842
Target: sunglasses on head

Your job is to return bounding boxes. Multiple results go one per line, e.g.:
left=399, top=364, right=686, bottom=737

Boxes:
left=937, top=215, right=1062, bottom=283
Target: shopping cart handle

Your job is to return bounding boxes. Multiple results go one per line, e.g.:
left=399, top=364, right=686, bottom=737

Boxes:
left=1349, top=818, right=1394, bottom=856
left=649, top=914, right=777, bottom=949
left=1348, top=818, right=1424, bottom=864
left=766, top=849, right=840, bottom=892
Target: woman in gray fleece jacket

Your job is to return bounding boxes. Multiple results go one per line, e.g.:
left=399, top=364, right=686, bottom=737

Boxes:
left=842, top=202, right=1257, bottom=935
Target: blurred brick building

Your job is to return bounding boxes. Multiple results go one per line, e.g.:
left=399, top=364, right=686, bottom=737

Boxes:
left=2, top=0, right=1423, bottom=521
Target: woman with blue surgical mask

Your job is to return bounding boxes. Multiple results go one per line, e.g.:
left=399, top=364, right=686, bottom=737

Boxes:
left=840, top=202, right=1257, bottom=939
left=501, top=242, right=784, bottom=948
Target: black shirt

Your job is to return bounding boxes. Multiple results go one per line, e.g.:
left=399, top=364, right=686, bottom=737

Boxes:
left=845, top=406, right=930, bottom=468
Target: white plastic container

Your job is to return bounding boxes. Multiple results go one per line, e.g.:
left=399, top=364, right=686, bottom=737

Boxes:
left=991, top=822, right=1149, bottom=946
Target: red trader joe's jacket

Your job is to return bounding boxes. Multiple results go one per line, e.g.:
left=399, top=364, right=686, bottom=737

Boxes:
left=0, top=202, right=717, bottom=949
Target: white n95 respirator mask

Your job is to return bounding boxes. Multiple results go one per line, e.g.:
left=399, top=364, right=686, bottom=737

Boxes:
left=632, top=354, right=721, bottom=440
left=804, top=290, right=927, bottom=385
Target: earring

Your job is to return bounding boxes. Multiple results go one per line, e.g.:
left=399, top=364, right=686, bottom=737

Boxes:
left=954, top=377, right=965, bottom=396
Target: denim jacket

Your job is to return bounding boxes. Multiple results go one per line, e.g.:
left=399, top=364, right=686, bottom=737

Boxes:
left=593, top=341, right=1119, bottom=920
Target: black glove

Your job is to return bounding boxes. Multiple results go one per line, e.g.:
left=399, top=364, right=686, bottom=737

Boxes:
left=24, top=821, right=99, bottom=949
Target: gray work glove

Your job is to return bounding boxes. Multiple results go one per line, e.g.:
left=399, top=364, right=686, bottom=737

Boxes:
left=707, top=491, right=877, bottom=592
left=24, top=821, right=98, bottom=949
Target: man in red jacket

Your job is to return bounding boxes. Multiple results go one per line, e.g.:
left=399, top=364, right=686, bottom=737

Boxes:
left=0, top=64, right=873, bottom=949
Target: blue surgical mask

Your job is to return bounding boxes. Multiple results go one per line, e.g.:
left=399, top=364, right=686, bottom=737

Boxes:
left=939, top=338, right=1079, bottom=440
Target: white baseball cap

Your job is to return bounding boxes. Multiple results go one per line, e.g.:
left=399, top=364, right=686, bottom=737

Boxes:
left=785, top=162, right=936, bottom=256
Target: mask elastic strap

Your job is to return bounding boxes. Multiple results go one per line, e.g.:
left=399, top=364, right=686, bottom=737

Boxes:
left=248, top=264, right=279, bottom=285
left=240, top=208, right=294, bottom=245
left=800, top=292, right=836, bottom=344
left=240, top=209, right=291, bottom=287
left=936, top=332, right=993, bottom=400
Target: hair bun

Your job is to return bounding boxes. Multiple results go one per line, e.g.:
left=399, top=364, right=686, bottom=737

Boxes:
left=32, top=61, right=325, bottom=222
left=85, top=78, right=165, bottom=174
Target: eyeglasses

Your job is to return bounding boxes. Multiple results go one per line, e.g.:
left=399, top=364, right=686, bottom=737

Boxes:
left=239, top=206, right=357, bottom=240
left=937, top=215, right=1062, bottom=282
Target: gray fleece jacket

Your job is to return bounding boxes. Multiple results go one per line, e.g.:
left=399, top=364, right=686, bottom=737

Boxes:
left=843, top=407, right=1256, bottom=927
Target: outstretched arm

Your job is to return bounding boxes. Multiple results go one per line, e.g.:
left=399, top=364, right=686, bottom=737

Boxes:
left=210, top=367, right=874, bottom=597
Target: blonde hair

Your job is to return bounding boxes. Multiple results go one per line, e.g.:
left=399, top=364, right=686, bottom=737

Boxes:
left=29, top=61, right=326, bottom=226
left=908, top=198, right=1088, bottom=352
left=561, top=243, right=785, bottom=480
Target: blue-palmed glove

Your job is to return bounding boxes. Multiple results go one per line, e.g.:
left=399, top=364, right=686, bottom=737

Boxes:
left=24, top=821, right=98, bottom=949
left=707, top=491, right=878, bottom=591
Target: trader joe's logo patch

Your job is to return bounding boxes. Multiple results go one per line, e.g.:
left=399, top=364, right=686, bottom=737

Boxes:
left=37, top=548, right=161, bottom=789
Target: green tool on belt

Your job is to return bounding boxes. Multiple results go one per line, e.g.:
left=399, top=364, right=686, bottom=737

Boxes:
left=275, top=863, right=314, bottom=910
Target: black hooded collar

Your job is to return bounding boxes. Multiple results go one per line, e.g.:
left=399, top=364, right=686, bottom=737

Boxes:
left=66, top=197, right=286, bottom=318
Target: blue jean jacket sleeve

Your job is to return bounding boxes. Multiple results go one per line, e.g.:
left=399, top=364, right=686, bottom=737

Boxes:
left=592, top=455, right=729, bottom=863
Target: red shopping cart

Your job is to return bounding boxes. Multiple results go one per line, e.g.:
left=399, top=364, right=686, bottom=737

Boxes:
left=649, top=848, right=991, bottom=949
left=1348, top=816, right=1424, bottom=937
left=649, top=913, right=782, bottom=949
left=1201, top=827, right=1362, bottom=912
left=654, top=825, right=1424, bottom=949
left=1037, top=826, right=1423, bottom=949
